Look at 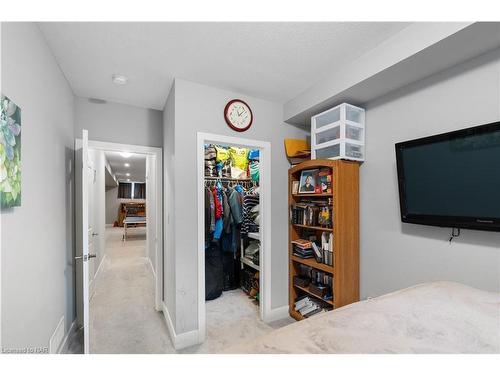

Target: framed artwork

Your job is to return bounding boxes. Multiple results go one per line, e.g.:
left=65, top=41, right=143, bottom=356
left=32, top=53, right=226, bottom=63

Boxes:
left=298, top=169, right=318, bottom=194
left=1, top=95, right=22, bottom=208
left=291, top=180, right=299, bottom=195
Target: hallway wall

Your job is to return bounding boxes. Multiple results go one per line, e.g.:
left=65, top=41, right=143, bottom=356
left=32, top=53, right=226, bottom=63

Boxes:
left=105, top=187, right=120, bottom=225
left=1, top=22, right=75, bottom=350
left=74, top=96, right=163, bottom=147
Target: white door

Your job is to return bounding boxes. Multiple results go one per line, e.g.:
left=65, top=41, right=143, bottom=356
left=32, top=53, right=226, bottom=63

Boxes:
left=146, top=155, right=160, bottom=310
left=75, top=129, right=94, bottom=354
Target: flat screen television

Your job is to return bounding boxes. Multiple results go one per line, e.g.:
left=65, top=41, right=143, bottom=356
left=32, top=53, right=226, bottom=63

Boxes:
left=395, top=121, right=500, bottom=232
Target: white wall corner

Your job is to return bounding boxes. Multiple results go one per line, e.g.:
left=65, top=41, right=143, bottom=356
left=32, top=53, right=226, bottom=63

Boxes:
left=162, top=303, right=199, bottom=351
left=264, top=305, right=289, bottom=323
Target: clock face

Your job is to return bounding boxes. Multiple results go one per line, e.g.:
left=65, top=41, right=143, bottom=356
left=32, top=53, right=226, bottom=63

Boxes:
left=224, top=99, right=253, bottom=132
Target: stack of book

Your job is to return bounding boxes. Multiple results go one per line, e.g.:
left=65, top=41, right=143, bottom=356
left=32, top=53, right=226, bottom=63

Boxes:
left=291, top=199, right=333, bottom=228
left=294, top=296, right=330, bottom=318
left=292, top=239, right=314, bottom=259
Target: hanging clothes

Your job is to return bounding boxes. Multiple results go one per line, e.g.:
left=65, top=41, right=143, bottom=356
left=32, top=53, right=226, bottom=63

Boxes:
left=228, top=186, right=243, bottom=225
left=241, top=191, right=260, bottom=236
left=204, top=144, right=217, bottom=177
left=212, top=185, right=224, bottom=240
left=248, top=149, right=260, bottom=183
left=204, top=143, right=261, bottom=301
left=204, top=187, right=212, bottom=237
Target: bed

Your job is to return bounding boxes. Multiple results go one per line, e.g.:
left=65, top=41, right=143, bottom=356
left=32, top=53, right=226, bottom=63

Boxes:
left=122, top=216, right=146, bottom=241
left=227, top=282, right=500, bottom=353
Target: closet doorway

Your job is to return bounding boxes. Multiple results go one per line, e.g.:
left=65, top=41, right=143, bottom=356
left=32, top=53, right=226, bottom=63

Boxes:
left=196, top=132, right=271, bottom=344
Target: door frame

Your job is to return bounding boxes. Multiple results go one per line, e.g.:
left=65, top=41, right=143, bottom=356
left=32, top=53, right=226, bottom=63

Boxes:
left=75, top=139, right=163, bottom=311
left=196, top=132, right=272, bottom=344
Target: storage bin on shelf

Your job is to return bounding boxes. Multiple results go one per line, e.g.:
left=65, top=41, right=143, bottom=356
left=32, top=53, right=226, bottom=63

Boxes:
left=311, top=103, right=365, bottom=162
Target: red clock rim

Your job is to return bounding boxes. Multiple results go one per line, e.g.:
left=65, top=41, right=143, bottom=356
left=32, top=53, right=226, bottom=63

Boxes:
left=224, top=99, right=253, bottom=132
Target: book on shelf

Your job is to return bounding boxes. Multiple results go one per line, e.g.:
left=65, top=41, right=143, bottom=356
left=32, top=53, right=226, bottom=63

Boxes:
left=291, top=199, right=333, bottom=228
left=311, top=242, right=322, bottom=262
left=299, top=304, right=319, bottom=316
left=317, top=168, right=333, bottom=194
left=303, top=307, right=328, bottom=318
left=291, top=239, right=312, bottom=249
left=294, top=295, right=332, bottom=317
left=294, top=296, right=311, bottom=310
left=292, top=246, right=314, bottom=259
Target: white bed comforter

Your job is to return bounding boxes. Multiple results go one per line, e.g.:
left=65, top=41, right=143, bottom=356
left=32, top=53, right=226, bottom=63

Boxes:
left=227, top=282, right=500, bottom=353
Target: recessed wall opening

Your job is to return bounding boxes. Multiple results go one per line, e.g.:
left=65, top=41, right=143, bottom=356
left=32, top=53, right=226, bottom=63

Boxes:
left=75, top=137, right=163, bottom=353
left=196, top=132, right=273, bottom=347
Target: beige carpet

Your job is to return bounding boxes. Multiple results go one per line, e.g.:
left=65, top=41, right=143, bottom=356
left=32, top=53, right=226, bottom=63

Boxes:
left=66, top=227, right=293, bottom=354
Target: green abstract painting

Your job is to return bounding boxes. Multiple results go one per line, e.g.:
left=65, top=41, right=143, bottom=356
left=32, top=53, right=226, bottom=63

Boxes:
left=1, top=95, right=22, bottom=208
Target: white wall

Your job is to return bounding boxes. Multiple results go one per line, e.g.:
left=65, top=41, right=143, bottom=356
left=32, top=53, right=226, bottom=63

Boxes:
left=361, top=48, right=500, bottom=299
left=74, top=96, right=163, bottom=147
left=1, top=23, right=75, bottom=349
left=105, top=187, right=119, bottom=224
left=164, top=79, right=308, bottom=334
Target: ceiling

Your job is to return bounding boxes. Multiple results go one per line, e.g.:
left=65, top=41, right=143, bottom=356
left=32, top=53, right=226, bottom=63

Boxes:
left=105, top=151, right=146, bottom=183
left=38, top=22, right=411, bottom=110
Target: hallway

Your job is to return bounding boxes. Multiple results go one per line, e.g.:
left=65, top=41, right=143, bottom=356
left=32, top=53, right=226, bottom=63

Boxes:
left=89, top=227, right=172, bottom=353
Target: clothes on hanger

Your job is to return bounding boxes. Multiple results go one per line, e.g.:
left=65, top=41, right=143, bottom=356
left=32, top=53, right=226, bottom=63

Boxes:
left=241, top=191, right=260, bottom=236
left=204, top=143, right=261, bottom=300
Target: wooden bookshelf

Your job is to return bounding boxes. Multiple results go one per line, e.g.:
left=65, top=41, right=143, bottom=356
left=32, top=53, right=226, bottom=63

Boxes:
left=290, top=255, right=333, bottom=273
left=292, top=193, right=333, bottom=198
left=292, top=223, right=333, bottom=232
left=293, top=284, right=334, bottom=306
left=289, top=159, right=359, bottom=320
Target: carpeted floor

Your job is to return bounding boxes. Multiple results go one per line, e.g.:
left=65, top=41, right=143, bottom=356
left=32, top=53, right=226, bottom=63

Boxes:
left=65, top=227, right=293, bottom=354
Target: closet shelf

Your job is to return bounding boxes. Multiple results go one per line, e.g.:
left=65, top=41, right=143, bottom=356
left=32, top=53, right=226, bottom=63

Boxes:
left=247, top=232, right=260, bottom=241
left=240, top=256, right=260, bottom=271
left=205, top=176, right=252, bottom=181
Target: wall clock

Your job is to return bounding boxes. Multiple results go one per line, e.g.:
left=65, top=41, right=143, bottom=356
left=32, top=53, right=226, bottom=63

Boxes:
left=224, top=99, right=253, bottom=132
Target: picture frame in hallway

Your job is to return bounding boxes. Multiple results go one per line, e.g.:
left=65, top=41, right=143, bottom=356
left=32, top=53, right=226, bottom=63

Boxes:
left=0, top=94, right=22, bottom=208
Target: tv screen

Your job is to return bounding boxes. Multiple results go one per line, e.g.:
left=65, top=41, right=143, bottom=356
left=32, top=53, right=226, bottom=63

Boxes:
left=395, top=121, right=500, bottom=231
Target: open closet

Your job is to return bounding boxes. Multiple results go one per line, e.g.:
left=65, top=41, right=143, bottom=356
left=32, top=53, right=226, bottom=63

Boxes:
left=204, top=143, right=261, bottom=307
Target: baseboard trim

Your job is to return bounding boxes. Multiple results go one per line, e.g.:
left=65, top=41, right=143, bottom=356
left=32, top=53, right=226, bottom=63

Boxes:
left=264, top=305, right=289, bottom=323
left=162, top=303, right=199, bottom=350
left=58, top=319, right=77, bottom=354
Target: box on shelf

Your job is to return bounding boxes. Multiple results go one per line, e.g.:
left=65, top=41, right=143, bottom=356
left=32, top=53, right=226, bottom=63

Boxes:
left=311, top=103, right=365, bottom=162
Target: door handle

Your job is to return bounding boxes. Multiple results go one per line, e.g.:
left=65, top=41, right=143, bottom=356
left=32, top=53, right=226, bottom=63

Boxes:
left=75, top=254, right=97, bottom=261
left=92, top=233, right=99, bottom=237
